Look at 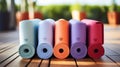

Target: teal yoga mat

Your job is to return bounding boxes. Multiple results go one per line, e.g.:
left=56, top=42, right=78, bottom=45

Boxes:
left=19, top=19, right=41, bottom=58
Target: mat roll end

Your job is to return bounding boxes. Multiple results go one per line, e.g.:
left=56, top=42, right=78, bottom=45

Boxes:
left=37, top=43, right=53, bottom=59
left=71, top=42, right=87, bottom=59
left=88, top=44, right=104, bottom=59
left=19, top=44, right=35, bottom=58
left=53, top=43, right=69, bottom=59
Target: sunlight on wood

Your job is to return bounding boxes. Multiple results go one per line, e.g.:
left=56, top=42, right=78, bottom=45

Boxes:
left=77, top=61, right=95, bottom=65
left=51, top=61, right=75, bottom=65
left=51, top=58, right=75, bottom=65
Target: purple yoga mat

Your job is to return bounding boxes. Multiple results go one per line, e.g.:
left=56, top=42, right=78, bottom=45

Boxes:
left=69, top=19, right=87, bottom=59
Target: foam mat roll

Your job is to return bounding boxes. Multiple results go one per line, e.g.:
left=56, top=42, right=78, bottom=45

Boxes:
left=81, top=19, right=104, bottom=45
left=53, top=19, right=69, bottom=59
left=88, top=44, right=104, bottom=59
left=37, top=19, right=54, bottom=59
left=19, top=20, right=35, bottom=58
left=69, top=19, right=87, bottom=59
left=81, top=19, right=104, bottom=58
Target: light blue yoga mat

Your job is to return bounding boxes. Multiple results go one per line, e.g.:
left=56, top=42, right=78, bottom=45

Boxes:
left=19, top=19, right=41, bottom=58
left=37, top=19, right=54, bottom=59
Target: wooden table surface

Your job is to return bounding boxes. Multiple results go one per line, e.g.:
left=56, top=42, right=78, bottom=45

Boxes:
left=0, top=24, right=120, bottom=67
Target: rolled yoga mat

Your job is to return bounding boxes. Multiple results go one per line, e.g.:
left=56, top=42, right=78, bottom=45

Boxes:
left=69, top=19, right=87, bottom=59
left=81, top=19, right=104, bottom=59
left=19, top=19, right=40, bottom=58
left=37, top=19, right=54, bottom=59
left=54, top=19, right=69, bottom=59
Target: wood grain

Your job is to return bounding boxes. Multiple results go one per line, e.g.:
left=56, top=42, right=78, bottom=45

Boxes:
left=92, top=56, right=119, bottom=67
left=76, top=58, right=97, bottom=67
left=6, top=56, right=31, bottom=67
left=50, top=58, right=76, bottom=67
left=0, top=46, right=19, bottom=63
left=107, top=55, right=120, bottom=66
left=27, top=57, right=41, bottom=67
left=0, top=53, right=19, bottom=67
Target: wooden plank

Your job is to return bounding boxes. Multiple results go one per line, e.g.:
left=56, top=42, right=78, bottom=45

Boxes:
left=50, top=57, right=76, bottom=67
left=104, top=47, right=120, bottom=56
left=0, top=44, right=17, bottom=54
left=40, top=59, right=50, bottom=67
left=0, top=41, right=18, bottom=50
left=0, top=52, right=19, bottom=67
left=107, top=55, right=120, bottom=66
left=0, top=46, right=19, bottom=63
left=76, top=58, right=97, bottom=67
left=27, top=57, right=41, bottom=67
left=6, top=56, right=31, bottom=67
left=92, top=55, right=119, bottom=67
left=105, top=44, right=120, bottom=55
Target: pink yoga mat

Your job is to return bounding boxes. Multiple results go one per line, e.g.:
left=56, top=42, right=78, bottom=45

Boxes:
left=81, top=19, right=104, bottom=59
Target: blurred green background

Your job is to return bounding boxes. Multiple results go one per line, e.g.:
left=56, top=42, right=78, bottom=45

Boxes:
left=16, top=4, right=120, bottom=23
left=0, top=0, right=120, bottom=31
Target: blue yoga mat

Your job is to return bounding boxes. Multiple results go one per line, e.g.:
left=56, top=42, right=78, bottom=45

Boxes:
left=37, top=19, right=54, bottom=59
